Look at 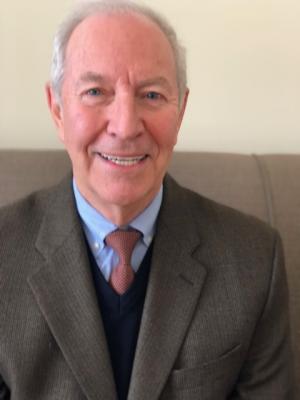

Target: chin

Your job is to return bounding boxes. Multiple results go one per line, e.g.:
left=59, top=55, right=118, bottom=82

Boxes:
left=87, top=171, right=161, bottom=211
left=104, top=184, right=155, bottom=209
left=108, top=188, right=147, bottom=207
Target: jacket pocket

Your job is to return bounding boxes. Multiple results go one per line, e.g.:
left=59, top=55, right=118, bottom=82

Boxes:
left=168, top=343, right=242, bottom=392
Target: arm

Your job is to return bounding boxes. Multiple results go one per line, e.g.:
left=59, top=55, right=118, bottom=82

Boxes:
left=0, top=375, right=10, bottom=400
left=230, top=233, right=295, bottom=399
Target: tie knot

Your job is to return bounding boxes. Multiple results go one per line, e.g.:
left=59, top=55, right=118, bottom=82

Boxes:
left=105, top=229, right=141, bottom=265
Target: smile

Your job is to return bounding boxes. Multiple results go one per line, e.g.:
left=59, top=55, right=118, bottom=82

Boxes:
left=99, top=153, right=148, bottom=166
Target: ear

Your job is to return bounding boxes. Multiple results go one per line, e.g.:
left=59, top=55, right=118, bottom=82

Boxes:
left=45, top=82, right=65, bottom=142
left=177, top=88, right=189, bottom=131
left=173, top=88, right=189, bottom=146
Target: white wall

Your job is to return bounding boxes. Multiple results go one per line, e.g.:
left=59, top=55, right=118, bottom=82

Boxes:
left=1, top=0, right=299, bottom=153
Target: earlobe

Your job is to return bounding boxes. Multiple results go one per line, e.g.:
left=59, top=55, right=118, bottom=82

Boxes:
left=45, top=83, right=65, bottom=141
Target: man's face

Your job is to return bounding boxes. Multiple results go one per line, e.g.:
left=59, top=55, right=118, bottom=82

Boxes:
left=47, top=13, right=188, bottom=224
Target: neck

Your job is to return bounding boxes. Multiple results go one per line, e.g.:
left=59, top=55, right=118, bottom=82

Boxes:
left=95, top=197, right=155, bottom=226
left=73, top=178, right=162, bottom=226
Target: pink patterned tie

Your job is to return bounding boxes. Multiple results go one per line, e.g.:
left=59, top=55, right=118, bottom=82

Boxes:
left=105, top=229, right=141, bottom=295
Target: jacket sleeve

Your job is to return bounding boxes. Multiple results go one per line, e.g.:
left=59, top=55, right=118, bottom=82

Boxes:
left=0, top=375, right=10, bottom=400
left=230, top=233, right=295, bottom=399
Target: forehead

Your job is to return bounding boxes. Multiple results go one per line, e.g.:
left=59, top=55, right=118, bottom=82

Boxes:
left=64, top=12, right=177, bottom=83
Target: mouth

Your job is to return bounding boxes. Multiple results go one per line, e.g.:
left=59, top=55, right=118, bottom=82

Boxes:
left=98, top=153, right=148, bottom=166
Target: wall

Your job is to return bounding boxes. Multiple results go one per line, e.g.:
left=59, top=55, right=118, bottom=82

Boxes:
left=1, top=0, right=299, bottom=153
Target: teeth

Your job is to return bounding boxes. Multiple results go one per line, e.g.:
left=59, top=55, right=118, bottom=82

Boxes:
left=100, top=153, right=146, bottom=166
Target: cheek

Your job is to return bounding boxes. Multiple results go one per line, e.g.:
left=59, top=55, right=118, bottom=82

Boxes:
left=63, top=109, right=100, bottom=149
left=147, top=113, right=180, bottom=150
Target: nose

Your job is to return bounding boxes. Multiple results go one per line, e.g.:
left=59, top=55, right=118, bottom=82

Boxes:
left=107, top=92, right=143, bottom=140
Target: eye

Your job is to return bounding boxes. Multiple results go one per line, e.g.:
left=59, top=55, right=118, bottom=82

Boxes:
left=145, top=91, right=162, bottom=100
left=86, top=88, right=102, bottom=96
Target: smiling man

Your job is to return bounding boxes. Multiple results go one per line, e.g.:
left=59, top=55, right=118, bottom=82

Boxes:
left=47, top=9, right=187, bottom=226
left=0, top=1, right=294, bottom=399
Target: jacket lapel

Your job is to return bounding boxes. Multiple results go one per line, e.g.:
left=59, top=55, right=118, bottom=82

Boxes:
left=27, top=177, right=117, bottom=400
left=128, top=176, right=208, bottom=400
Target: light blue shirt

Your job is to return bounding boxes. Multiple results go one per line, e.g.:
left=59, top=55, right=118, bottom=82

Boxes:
left=73, top=180, right=163, bottom=281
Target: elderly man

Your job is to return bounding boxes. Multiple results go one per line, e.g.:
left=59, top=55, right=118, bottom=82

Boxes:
left=0, top=1, right=294, bottom=399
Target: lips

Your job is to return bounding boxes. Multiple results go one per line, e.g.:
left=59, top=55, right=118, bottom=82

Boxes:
left=99, top=153, right=147, bottom=166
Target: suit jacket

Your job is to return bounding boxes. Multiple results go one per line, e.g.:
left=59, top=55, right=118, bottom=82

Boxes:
left=0, top=174, right=294, bottom=400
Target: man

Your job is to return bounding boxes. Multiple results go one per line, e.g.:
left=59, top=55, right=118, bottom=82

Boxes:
left=0, top=1, right=294, bottom=399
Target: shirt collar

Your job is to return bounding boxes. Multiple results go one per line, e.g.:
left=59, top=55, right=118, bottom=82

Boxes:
left=72, top=179, right=163, bottom=249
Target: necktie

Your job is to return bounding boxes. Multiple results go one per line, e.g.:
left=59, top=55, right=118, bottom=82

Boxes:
left=105, top=229, right=141, bottom=295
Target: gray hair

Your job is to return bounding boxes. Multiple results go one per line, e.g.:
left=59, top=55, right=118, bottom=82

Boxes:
left=50, top=0, right=187, bottom=103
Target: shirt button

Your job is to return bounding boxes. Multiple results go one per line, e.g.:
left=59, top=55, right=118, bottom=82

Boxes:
left=94, top=242, right=100, bottom=250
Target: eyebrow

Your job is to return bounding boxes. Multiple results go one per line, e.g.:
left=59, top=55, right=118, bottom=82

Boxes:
left=76, top=72, right=173, bottom=92
left=77, top=72, right=105, bottom=86
left=137, top=77, right=173, bottom=92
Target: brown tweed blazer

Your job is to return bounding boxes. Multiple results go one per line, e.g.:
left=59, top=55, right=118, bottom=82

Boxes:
left=0, top=175, right=294, bottom=399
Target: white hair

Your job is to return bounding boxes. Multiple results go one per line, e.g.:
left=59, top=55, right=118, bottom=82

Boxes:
left=50, top=0, right=187, bottom=103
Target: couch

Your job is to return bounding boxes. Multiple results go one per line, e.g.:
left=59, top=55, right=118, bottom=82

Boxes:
left=0, top=149, right=299, bottom=393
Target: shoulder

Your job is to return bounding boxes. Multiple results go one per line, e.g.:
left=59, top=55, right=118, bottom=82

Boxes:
left=164, top=174, right=276, bottom=231
left=0, top=176, right=74, bottom=257
left=163, top=174, right=280, bottom=260
left=0, top=188, right=52, bottom=292
left=0, top=189, right=48, bottom=237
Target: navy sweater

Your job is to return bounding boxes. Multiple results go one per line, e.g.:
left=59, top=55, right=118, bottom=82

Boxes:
left=88, top=244, right=153, bottom=400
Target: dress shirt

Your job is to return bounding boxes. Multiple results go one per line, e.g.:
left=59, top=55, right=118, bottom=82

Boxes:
left=73, top=180, right=163, bottom=281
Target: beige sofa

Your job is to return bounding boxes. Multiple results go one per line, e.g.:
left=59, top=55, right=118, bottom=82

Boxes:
left=0, top=149, right=299, bottom=393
